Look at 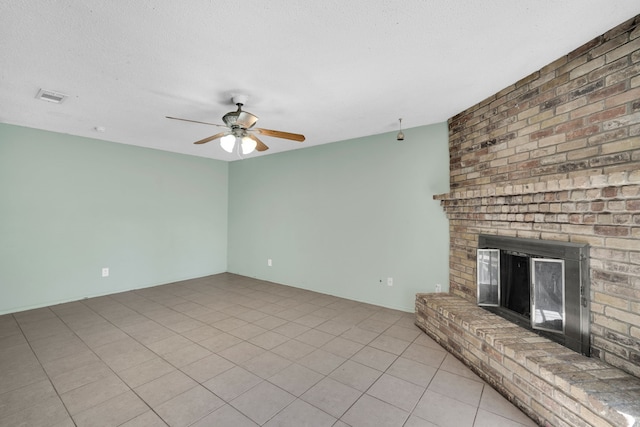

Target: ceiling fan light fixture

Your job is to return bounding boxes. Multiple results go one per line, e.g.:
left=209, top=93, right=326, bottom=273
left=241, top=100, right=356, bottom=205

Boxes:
left=241, top=136, right=257, bottom=154
left=220, top=134, right=235, bottom=153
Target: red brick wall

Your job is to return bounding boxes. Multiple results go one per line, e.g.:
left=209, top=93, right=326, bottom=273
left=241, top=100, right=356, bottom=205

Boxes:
left=437, top=16, right=640, bottom=377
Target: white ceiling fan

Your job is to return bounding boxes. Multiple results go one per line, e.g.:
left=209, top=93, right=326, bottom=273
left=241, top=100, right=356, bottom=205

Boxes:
left=166, top=95, right=305, bottom=155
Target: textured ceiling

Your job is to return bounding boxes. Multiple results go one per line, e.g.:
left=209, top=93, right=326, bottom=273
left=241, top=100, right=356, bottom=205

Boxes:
left=1, top=1, right=638, bottom=161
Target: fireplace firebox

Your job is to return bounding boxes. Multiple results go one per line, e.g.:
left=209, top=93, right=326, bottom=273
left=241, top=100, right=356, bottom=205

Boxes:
left=477, top=235, right=590, bottom=355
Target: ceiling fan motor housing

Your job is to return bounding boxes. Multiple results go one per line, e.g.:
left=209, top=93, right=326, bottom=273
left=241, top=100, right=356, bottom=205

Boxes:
left=223, top=105, right=259, bottom=129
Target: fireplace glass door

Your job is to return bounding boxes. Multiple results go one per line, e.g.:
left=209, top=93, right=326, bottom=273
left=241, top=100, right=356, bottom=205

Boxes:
left=531, top=258, right=565, bottom=334
left=477, top=249, right=500, bottom=306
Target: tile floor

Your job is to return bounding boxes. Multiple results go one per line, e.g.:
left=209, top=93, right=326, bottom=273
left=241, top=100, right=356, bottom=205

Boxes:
left=0, top=273, right=538, bottom=427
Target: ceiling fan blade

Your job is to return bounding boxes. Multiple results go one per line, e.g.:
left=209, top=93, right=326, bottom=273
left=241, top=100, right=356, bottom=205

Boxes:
left=255, top=128, right=305, bottom=142
left=247, top=134, right=269, bottom=152
left=166, top=116, right=226, bottom=128
left=194, top=132, right=227, bottom=145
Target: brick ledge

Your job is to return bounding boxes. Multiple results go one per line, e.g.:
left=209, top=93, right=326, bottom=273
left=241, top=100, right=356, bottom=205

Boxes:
left=433, top=169, right=640, bottom=201
left=415, top=293, right=640, bottom=427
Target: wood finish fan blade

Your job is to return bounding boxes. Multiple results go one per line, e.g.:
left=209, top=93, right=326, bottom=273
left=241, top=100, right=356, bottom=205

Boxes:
left=166, top=116, right=226, bottom=127
left=247, top=134, right=269, bottom=152
left=194, top=132, right=227, bottom=145
left=255, top=128, right=305, bottom=142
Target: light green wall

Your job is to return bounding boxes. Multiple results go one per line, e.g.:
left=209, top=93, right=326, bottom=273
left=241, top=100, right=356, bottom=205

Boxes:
left=0, top=123, right=228, bottom=314
left=228, top=123, right=450, bottom=312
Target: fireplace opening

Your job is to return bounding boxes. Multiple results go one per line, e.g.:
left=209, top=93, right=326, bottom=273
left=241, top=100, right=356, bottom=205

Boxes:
left=477, top=235, right=590, bottom=356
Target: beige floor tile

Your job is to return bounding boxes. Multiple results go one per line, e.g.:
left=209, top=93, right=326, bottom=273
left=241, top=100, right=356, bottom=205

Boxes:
left=0, top=275, right=536, bottom=427
left=314, top=319, right=352, bottom=335
left=0, top=379, right=57, bottom=417
left=203, top=366, right=263, bottom=401
left=40, top=349, right=101, bottom=378
left=20, top=318, right=70, bottom=342
left=294, top=329, right=335, bottom=347
left=253, top=315, right=288, bottom=330
left=241, top=351, right=292, bottom=379
left=118, top=410, right=167, bottom=427
left=235, top=309, right=269, bottom=323
left=0, top=332, right=27, bottom=351
left=118, top=357, right=175, bottom=388
left=155, top=385, right=224, bottom=427
left=135, top=370, right=197, bottom=407
left=249, top=330, right=291, bottom=350
left=180, top=325, right=223, bottom=342
left=272, top=322, right=310, bottom=338
left=159, top=343, right=211, bottom=368
left=74, top=324, right=129, bottom=348
left=92, top=337, right=157, bottom=372
left=276, top=308, right=308, bottom=322
left=212, top=316, right=249, bottom=332
left=427, top=370, right=484, bottom=407
left=383, top=324, right=422, bottom=342
left=366, top=373, right=425, bottom=412
left=479, top=386, right=537, bottom=426
left=297, top=349, right=346, bottom=375
left=439, top=353, right=484, bottom=382
left=72, top=390, right=148, bottom=427
left=145, top=335, right=193, bottom=356
left=386, top=357, right=437, bottom=388
left=228, top=323, right=268, bottom=340
left=403, top=414, right=439, bottom=427
left=0, top=393, right=71, bottom=427
left=268, top=363, right=324, bottom=396
left=474, top=408, right=536, bottom=427
left=190, top=404, right=258, bottom=427
left=342, top=394, right=409, bottom=427
left=180, top=353, right=235, bottom=383
left=328, top=360, right=382, bottom=392
left=60, top=373, right=129, bottom=415
left=50, top=360, right=113, bottom=394
left=230, top=381, right=296, bottom=425
left=13, top=307, right=57, bottom=324
left=199, top=332, right=243, bottom=352
left=321, top=337, right=364, bottom=359
left=412, top=390, right=478, bottom=427
left=401, top=342, right=447, bottom=368
left=368, top=334, right=411, bottom=356
left=271, top=339, right=316, bottom=361
left=356, top=318, right=391, bottom=334
left=264, top=399, right=336, bottom=427
left=0, top=356, right=48, bottom=395
left=218, top=341, right=265, bottom=364
left=351, top=346, right=397, bottom=371
left=29, top=332, right=89, bottom=363
left=294, top=314, right=327, bottom=328
left=122, top=320, right=176, bottom=345
left=301, top=377, right=362, bottom=418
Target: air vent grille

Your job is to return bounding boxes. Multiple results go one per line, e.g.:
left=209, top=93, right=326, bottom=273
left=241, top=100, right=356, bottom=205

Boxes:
left=36, top=89, right=68, bottom=104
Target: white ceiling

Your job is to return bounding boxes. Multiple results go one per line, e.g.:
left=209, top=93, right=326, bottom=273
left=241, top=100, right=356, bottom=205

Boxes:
left=1, top=1, right=638, bottom=161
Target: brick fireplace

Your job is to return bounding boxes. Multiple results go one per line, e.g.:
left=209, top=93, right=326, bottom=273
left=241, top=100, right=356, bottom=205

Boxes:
left=417, top=13, right=640, bottom=427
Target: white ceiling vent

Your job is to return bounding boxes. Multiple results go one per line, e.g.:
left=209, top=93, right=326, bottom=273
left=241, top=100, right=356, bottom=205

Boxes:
left=35, top=88, right=68, bottom=104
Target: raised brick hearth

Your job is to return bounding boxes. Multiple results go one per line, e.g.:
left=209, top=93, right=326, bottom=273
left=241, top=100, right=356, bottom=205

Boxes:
left=415, top=293, right=640, bottom=427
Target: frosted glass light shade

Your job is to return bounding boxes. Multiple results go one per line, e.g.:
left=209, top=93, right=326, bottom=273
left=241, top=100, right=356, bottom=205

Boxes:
left=241, top=136, right=257, bottom=154
left=220, top=135, right=236, bottom=153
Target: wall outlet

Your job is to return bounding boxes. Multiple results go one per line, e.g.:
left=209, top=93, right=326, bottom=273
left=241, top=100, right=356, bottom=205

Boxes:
left=435, top=283, right=442, bottom=293
left=102, top=267, right=109, bottom=278
left=387, top=277, right=393, bottom=287
left=268, top=258, right=272, bottom=267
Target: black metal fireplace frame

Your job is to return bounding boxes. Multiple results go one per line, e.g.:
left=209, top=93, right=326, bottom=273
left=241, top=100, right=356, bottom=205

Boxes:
left=477, top=234, right=591, bottom=356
